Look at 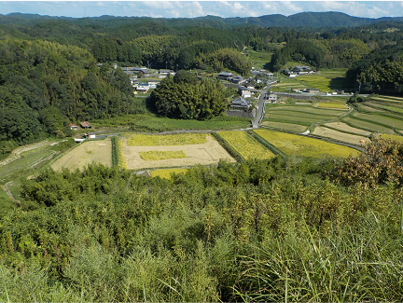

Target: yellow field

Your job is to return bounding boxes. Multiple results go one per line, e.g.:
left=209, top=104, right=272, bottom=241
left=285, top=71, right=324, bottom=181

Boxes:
left=324, top=122, right=371, bottom=136
left=379, top=134, right=403, bottom=143
left=118, top=139, right=127, bottom=169
left=51, top=139, right=112, bottom=171
left=254, top=129, right=360, bottom=158
left=312, top=127, right=370, bottom=145
left=219, top=131, right=275, bottom=160
left=139, top=150, right=186, bottom=161
left=317, top=102, right=348, bottom=109
left=120, top=134, right=235, bottom=170
left=127, top=133, right=207, bottom=146
left=150, top=168, right=188, bottom=179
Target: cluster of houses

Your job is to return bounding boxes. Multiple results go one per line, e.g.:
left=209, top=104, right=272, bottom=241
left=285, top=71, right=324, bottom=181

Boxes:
left=283, top=66, right=314, bottom=78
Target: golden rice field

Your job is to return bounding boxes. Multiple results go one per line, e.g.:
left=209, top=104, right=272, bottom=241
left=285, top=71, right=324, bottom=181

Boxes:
left=254, top=129, right=360, bottom=158
left=118, top=139, right=127, bottom=169
left=150, top=168, right=188, bottom=179
left=219, top=131, right=275, bottom=160
left=379, top=134, right=403, bottom=143
left=139, top=150, right=186, bottom=161
left=312, top=127, right=370, bottom=145
left=324, top=122, right=371, bottom=136
left=317, top=102, right=348, bottom=109
left=127, top=133, right=207, bottom=146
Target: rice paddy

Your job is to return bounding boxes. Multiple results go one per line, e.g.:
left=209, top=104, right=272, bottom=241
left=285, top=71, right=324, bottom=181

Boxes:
left=127, top=133, right=207, bottom=146
left=342, top=116, right=395, bottom=134
left=317, top=102, right=348, bottom=109
left=324, top=122, right=371, bottom=136
left=139, top=150, right=186, bottom=161
left=150, top=168, right=188, bottom=179
left=268, top=106, right=345, bottom=116
left=266, top=110, right=340, bottom=126
left=254, top=129, right=360, bottom=158
left=219, top=131, right=275, bottom=160
left=379, top=134, right=403, bottom=143
left=261, top=121, right=308, bottom=133
left=312, top=127, right=370, bottom=145
left=353, top=112, right=403, bottom=130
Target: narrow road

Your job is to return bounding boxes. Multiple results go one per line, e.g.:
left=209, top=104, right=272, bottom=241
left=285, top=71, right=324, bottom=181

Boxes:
left=252, top=86, right=269, bottom=128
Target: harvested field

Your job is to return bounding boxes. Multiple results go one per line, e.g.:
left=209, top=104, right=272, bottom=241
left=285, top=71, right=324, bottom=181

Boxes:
left=324, top=122, right=371, bottom=136
left=343, top=116, right=394, bottom=134
left=312, top=127, right=370, bottom=145
left=120, top=134, right=235, bottom=170
left=254, top=129, right=360, bottom=158
left=127, top=133, right=207, bottom=146
left=140, top=150, right=186, bottom=161
left=317, top=102, right=348, bottom=109
left=219, top=131, right=275, bottom=160
left=379, top=134, right=403, bottom=143
left=150, top=168, right=188, bottom=179
left=51, top=139, right=112, bottom=171
left=262, top=121, right=307, bottom=133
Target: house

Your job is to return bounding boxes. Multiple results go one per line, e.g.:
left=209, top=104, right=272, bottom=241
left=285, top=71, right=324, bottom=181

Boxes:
left=268, top=94, right=277, bottom=103
left=231, top=97, right=251, bottom=109
left=87, top=133, right=96, bottom=139
left=303, top=88, right=320, bottom=93
left=217, top=72, right=233, bottom=81
left=232, top=75, right=243, bottom=83
left=238, top=86, right=251, bottom=98
left=80, top=121, right=91, bottom=129
left=289, top=74, right=297, bottom=78
left=70, top=123, right=78, bottom=130
left=136, top=83, right=150, bottom=92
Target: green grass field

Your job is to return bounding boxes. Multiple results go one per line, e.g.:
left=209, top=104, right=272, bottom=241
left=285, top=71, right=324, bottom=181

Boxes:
left=261, top=121, right=308, bottom=133
left=268, top=105, right=345, bottom=116
left=352, top=112, right=403, bottom=130
left=297, top=69, right=349, bottom=92
left=379, top=105, right=403, bottom=114
left=342, top=116, right=395, bottom=134
left=254, top=129, right=360, bottom=158
left=246, top=49, right=274, bottom=69
left=266, top=110, right=340, bottom=126
left=380, top=134, right=403, bottom=143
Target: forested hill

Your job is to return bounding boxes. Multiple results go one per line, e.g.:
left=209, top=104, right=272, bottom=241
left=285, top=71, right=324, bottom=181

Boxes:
left=2, top=11, right=403, bottom=28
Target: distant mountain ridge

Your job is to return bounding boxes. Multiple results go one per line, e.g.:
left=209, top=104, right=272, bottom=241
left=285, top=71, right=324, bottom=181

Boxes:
left=1, top=11, right=403, bottom=28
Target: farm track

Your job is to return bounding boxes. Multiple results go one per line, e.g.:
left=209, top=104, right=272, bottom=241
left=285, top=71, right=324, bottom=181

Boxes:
left=0, top=140, right=52, bottom=167
left=2, top=182, right=21, bottom=207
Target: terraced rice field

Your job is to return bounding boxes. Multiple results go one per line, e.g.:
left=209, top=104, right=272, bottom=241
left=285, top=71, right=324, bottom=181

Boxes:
left=317, top=102, right=348, bottom=109
left=343, top=116, right=394, bottom=134
left=127, top=133, right=207, bottom=146
left=379, top=105, right=403, bottom=114
left=150, top=168, right=188, bottom=179
left=312, top=127, right=370, bottom=145
left=120, top=134, right=235, bottom=170
left=254, top=129, right=360, bottom=158
left=268, top=106, right=345, bottom=116
left=379, top=134, right=403, bottom=143
left=356, top=103, right=384, bottom=112
left=352, top=112, right=403, bottom=130
left=51, top=139, right=112, bottom=171
left=219, top=131, right=275, bottom=160
left=324, top=122, right=371, bottom=136
left=261, top=121, right=308, bottom=133
left=266, top=110, right=341, bottom=126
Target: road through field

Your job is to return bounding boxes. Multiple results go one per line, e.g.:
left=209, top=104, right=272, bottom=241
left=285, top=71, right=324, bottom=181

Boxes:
left=0, top=140, right=53, bottom=167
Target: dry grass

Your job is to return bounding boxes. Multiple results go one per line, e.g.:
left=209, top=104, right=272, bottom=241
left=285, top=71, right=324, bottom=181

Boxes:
left=312, top=127, right=370, bottom=145
left=120, top=135, right=235, bottom=170
left=139, top=150, right=186, bottom=161
left=324, top=122, right=371, bottom=136
left=254, top=129, right=360, bottom=158
left=219, top=131, right=275, bottom=160
left=127, top=133, right=207, bottom=146
left=51, top=139, right=112, bottom=171
left=150, top=168, right=188, bottom=179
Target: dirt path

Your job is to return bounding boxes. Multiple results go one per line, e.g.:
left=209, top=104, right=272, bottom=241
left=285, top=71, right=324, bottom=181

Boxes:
left=0, top=140, right=52, bottom=167
left=3, top=182, right=22, bottom=207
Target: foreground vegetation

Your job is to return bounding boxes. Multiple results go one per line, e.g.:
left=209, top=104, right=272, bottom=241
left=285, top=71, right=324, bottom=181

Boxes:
left=1, top=139, right=403, bottom=301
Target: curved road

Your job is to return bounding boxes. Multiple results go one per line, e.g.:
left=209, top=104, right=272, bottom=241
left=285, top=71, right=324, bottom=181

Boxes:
left=252, top=86, right=270, bottom=128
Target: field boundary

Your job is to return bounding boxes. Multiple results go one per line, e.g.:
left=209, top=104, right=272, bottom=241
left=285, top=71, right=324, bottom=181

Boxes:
left=210, top=132, right=244, bottom=162
left=248, top=130, right=285, bottom=157
left=111, top=136, right=119, bottom=167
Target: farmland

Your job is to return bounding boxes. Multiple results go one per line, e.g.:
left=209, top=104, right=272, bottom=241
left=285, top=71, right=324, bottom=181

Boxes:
left=379, top=134, right=403, bottom=143
left=261, top=121, right=308, bottom=132
left=312, top=127, right=370, bottom=145
left=120, top=134, right=235, bottom=170
left=51, top=139, right=112, bottom=171
left=268, top=105, right=346, bottom=116
left=352, top=112, right=403, bottom=130
left=342, top=116, right=395, bottom=134
left=317, top=102, right=348, bottom=109
left=218, top=131, right=275, bottom=160
left=254, top=129, right=360, bottom=158
left=324, top=122, right=371, bottom=136
left=139, top=150, right=186, bottom=161
left=265, top=109, right=341, bottom=126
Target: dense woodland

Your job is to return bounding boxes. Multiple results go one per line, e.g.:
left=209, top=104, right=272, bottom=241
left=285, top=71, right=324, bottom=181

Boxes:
left=1, top=139, right=403, bottom=301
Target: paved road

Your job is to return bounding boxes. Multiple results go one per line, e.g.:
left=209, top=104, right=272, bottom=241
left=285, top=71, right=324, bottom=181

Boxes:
left=252, top=86, right=269, bottom=128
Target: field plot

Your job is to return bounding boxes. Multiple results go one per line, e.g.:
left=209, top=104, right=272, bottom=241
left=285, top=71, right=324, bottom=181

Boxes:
left=261, top=121, right=307, bottom=133
left=379, top=134, right=403, bottom=143
left=324, top=122, right=371, bottom=136
left=254, top=129, right=360, bottom=158
left=268, top=105, right=345, bottom=116
left=356, top=103, right=384, bottom=112
left=120, top=134, right=235, bottom=170
left=140, top=150, right=186, bottom=161
left=352, top=112, right=403, bottom=130
left=312, top=127, right=370, bottom=145
left=51, top=139, right=112, bottom=171
left=265, top=110, right=340, bottom=126
left=379, top=105, right=403, bottom=114
left=150, top=168, right=188, bottom=179
left=343, top=116, right=394, bottom=134
left=317, top=102, right=348, bottom=109
left=219, top=131, right=275, bottom=160
left=297, top=70, right=347, bottom=92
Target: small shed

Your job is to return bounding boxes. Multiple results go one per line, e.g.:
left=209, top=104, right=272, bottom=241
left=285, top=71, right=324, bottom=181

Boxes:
left=70, top=123, right=78, bottom=130
left=80, top=121, right=92, bottom=129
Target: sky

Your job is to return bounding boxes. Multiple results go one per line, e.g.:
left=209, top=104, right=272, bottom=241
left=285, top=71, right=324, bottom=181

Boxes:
left=0, top=1, right=403, bottom=19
